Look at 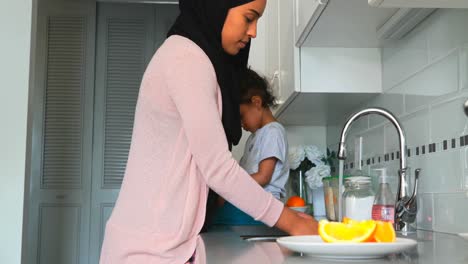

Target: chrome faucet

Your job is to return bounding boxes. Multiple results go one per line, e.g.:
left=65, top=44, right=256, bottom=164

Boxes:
left=337, top=107, right=420, bottom=233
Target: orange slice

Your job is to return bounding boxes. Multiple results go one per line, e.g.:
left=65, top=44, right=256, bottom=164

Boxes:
left=340, top=218, right=396, bottom=243
left=319, top=219, right=377, bottom=243
left=373, top=221, right=396, bottom=242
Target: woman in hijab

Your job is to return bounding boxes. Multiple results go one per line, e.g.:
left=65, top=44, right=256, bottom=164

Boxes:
left=99, top=0, right=318, bottom=263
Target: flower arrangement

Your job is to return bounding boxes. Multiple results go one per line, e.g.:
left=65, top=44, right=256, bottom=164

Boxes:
left=289, top=146, right=337, bottom=190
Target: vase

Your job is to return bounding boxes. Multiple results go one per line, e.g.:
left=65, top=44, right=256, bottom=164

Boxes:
left=289, top=169, right=308, bottom=201
left=311, top=186, right=326, bottom=218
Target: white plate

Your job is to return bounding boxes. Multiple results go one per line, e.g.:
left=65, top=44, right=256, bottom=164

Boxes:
left=276, top=235, right=417, bottom=259
left=459, top=233, right=468, bottom=241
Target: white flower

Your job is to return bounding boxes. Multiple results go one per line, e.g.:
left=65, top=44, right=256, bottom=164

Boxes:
left=304, top=145, right=324, bottom=166
left=288, top=146, right=305, bottom=170
left=305, top=164, right=331, bottom=189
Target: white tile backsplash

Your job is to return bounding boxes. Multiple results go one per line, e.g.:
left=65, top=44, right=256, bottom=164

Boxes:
left=433, top=192, right=468, bottom=233
left=404, top=109, right=430, bottom=148
left=382, top=25, right=428, bottom=91
left=463, top=147, right=468, bottom=190
left=462, top=47, right=468, bottom=90
left=385, top=109, right=430, bottom=153
left=368, top=87, right=405, bottom=127
left=361, top=126, right=384, bottom=159
left=326, top=9, right=468, bottom=234
left=417, top=193, right=435, bottom=231
left=419, top=150, right=463, bottom=193
left=326, top=125, right=342, bottom=147
left=348, top=115, right=369, bottom=137
left=430, top=97, right=468, bottom=143
left=426, top=10, right=468, bottom=61
left=404, top=51, right=459, bottom=113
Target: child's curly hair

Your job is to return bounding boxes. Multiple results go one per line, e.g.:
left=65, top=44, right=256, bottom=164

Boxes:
left=239, top=68, right=278, bottom=109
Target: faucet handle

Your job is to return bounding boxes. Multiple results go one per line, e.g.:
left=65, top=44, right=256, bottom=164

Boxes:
left=407, top=168, right=420, bottom=205
left=396, top=168, right=420, bottom=227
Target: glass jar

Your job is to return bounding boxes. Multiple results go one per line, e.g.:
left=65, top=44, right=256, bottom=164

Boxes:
left=342, top=176, right=375, bottom=221
left=322, top=175, right=350, bottom=221
left=322, top=177, right=336, bottom=221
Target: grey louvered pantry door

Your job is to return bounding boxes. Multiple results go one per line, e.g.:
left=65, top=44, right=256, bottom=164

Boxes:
left=25, top=1, right=96, bottom=264
left=89, top=3, right=179, bottom=263
left=26, top=1, right=178, bottom=263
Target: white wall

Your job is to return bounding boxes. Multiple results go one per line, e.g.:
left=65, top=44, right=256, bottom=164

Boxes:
left=286, top=126, right=327, bottom=150
left=232, top=126, right=327, bottom=161
left=0, top=0, right=33, bottom=263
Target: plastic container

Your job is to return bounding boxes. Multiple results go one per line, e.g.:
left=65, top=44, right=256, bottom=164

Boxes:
left=322, top=175, right=350, bottom=221
left=372, top=168, right=395, bottom=223
left=342, top=176, right=375, bottom=220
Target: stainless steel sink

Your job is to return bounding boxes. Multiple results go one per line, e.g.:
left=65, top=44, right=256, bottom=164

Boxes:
left=241, top=235, right=283, bottom=242
left=243, top=237, right=279, bottom=242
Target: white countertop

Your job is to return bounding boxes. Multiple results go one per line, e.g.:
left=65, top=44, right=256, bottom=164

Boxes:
left=191, top=226, right=468, bottom=264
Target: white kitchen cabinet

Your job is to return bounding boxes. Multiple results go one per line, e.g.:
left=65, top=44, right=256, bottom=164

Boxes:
left=294, top=0, right=328, bottom=46
left=259, top=0, right=299, bottom=111
left=265, top=0, right=280, bottom=100
left=274, top=0, right=402, bottom=125
left=278, top=0, right=298, bottom=106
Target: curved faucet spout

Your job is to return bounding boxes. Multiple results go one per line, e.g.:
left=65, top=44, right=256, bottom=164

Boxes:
left=336, top=107, right=413, bottom=232
left=337, top=107, right=406, bottom=171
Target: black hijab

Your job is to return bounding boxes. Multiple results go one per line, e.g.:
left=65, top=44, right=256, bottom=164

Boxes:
left=167, top=0, right=254, bottom=149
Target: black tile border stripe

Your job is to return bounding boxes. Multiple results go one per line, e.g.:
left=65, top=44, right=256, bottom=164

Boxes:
left=342, top=135, right=468, bottom=169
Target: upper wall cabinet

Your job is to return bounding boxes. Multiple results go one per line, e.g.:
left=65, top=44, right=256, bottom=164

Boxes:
left=369, top=0, right=468, bottom=8
left=254, top=0, right=299, bottom=114
left=273, top=0, right=447, bottom=125
left=299, top=0, right=398, bottom=48
left=294, top=0, right=328, bottom=46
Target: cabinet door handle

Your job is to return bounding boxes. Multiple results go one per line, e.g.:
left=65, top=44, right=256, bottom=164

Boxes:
left=295, top=0, right=299, bottom=27
left=269, top=70, right=280, bottom=86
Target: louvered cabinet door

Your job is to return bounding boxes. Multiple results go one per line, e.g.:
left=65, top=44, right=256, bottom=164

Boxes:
left=26, top=1, right=96, bottom=264
left=89, top=3, right=178, bottom=263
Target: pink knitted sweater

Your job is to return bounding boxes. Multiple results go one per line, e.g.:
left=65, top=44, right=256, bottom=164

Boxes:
left=99, top=35, right=283, bottom=264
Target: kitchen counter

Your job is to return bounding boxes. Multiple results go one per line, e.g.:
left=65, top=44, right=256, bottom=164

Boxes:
left=190, top=226, right=468, bottom=264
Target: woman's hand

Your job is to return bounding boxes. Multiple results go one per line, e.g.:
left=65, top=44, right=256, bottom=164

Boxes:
left=274, top=206, right=318, bottom=236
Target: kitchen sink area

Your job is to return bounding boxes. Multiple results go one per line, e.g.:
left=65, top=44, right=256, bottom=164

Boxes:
left=198, top=226, right=468, bottom=263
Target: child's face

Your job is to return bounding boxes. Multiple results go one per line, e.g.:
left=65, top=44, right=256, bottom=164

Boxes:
left=240, top=97, right=263, bottom=133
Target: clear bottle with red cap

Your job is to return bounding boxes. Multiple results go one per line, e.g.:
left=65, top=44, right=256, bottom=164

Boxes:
left=372, top=168, right=395, bottom=223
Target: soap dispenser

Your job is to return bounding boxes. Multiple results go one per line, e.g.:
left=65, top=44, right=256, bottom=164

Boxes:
left=372, top=168, right=395, bottom=223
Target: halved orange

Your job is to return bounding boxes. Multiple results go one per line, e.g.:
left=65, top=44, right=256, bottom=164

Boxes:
left=373, top=221, right=396, bottom=242
left=339, top=218, right=396, bottom=243
left=318, top=219, right=377, bottom=243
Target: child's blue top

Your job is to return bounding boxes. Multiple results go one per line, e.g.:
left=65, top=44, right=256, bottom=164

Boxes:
left=240, top=121, right=289, bottom=199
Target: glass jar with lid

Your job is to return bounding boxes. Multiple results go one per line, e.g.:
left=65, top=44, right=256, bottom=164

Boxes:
left=342, top=176, right=375, bottom=220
